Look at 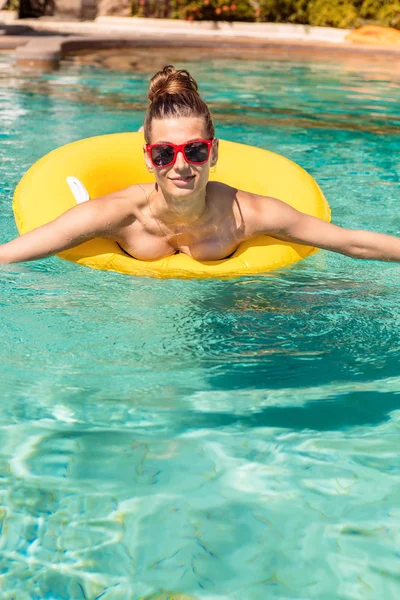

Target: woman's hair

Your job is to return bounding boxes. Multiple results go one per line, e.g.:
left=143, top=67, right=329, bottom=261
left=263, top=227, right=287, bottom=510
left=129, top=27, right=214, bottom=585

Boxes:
left=143, top=65, right=215, bottom=143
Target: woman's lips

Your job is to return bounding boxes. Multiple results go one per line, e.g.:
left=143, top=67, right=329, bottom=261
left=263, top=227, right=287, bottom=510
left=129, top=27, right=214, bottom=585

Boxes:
left=170, top=176, right=195, bottom=187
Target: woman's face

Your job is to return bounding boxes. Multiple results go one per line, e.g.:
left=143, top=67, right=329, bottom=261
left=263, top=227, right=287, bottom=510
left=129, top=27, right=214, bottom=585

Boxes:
left=144, top=116, right=218, bottom=199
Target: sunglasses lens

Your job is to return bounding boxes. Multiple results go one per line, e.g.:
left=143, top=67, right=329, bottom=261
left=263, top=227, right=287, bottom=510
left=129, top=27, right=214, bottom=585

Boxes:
left=151, top=145, right=175, bottom=167
left=184, top=142, right=209, bottom=163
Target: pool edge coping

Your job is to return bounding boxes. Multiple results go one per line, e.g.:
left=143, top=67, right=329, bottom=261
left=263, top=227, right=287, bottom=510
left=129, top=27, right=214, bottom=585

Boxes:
left=1, top=14, right=400, bottom=68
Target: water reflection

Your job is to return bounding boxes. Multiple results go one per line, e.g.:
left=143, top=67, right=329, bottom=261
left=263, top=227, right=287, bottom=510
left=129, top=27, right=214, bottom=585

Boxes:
left=1, top=265, right=399, bottom=433
left=1, top=51, right=400, bottom=599
left=2, top=53, right=400, bottom=136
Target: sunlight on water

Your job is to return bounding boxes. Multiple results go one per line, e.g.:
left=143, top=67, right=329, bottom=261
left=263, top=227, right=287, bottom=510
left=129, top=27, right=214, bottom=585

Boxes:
left=0, top=52, right=400, bottom=599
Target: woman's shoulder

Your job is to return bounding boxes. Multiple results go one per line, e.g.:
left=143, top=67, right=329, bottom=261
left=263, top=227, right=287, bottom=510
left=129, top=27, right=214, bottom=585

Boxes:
left=129, top=183, right=155, bottom=206
left=208, top=180, right=264, bottom=200
left=208, top=180, right=264, bottom=208
left=89, top=185, right=148, bottom=220
left=207, top=180, right=237, bottom=198
left=209, top=181, right=280, bottom=230
left=101, top=183, right=154, bottom=211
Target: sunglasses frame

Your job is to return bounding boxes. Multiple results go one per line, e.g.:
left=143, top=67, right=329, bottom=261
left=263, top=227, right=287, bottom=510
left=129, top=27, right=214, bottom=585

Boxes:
left=145, top=138, right=214, bottom=169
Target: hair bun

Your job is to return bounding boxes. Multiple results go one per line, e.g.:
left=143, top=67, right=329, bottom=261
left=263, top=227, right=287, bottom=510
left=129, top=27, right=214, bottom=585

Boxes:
left=148, top=65, right=199, bottom=103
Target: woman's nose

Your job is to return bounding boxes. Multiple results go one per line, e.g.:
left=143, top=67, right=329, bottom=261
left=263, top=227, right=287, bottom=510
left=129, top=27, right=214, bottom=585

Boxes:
left=174, top=150, right=189, bottom=170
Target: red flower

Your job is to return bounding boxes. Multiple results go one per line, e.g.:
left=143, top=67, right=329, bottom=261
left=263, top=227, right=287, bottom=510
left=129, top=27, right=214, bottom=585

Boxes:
left=230, top=3, right=236, bottom=10
left=222, top=4, right=229, bottom=11
left=215, top=7, right=222, bottom=14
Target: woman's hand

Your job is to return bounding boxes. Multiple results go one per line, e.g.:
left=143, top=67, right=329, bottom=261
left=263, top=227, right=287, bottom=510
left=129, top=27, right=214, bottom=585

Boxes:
left=249, top=194, right=400, bottom=262
left=0, top=193, right=132, bottom=264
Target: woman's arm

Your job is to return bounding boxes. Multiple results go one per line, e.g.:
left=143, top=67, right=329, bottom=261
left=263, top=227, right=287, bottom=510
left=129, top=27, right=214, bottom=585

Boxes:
left=248, top=194, right=400, bottom=262
left=0, top=193, right=133, bottom=264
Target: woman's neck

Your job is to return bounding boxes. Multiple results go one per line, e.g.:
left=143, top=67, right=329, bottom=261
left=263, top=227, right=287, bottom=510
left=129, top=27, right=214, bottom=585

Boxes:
left=152, top=184, right=208, bottom=229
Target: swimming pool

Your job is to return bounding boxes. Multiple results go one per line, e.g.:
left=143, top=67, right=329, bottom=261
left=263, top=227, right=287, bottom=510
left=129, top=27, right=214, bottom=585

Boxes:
left=1, top=51, right=400, bottom=599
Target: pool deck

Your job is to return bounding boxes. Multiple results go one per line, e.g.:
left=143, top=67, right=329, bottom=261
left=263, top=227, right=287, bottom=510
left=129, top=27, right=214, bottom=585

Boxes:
left=1, top=12, right=400, bottom=68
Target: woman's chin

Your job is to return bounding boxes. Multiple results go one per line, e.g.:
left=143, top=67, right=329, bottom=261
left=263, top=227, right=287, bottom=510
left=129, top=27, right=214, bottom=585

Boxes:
left=167, top=181, right=197, bottom=197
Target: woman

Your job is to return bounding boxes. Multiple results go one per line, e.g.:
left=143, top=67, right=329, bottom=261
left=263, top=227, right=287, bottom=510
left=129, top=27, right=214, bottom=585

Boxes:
left=1, top=65, right=400, bottom=265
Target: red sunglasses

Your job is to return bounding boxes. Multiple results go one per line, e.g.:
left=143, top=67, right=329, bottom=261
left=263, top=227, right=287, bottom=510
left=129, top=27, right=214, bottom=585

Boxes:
left=146, top=139, right=214, bottom=168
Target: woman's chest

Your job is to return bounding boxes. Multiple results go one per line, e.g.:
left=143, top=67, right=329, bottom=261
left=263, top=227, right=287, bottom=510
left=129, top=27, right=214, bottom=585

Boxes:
left=120, top=204, right=245, bottom=261
left=177, top=220, right=243, bottom=261
left=118, top=221, right=175, bottom=261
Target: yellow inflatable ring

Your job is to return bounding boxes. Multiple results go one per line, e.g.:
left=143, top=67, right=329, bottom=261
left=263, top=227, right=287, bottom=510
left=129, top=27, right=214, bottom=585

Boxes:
left=13, top=132, right=331, bottom=279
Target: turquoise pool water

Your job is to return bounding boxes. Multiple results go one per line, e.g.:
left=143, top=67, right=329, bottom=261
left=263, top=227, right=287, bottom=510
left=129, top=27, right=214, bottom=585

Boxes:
left=1, top=52, right=400, bottom=599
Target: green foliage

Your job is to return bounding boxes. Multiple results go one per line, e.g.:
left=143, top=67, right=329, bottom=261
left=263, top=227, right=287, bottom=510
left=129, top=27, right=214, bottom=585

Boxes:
left=131, top=0, right=254, bottom=21
left=131, top=0, right=400, bottom=28
left=359, top=0, right=385, bottom=20
left=3, top=0, right=19, bottom=9
left=258, top=0, right=359, bottom=27
left=258, top=0, right=400, bottom=27
left=376, top=2, right=400, bottom=28
left=307, top=0, right=359, bottom=27
left=131, top=0, right=171, bottom=19
left=258, top=0, right=309, bottom=24
left=170, top=0, right=255, bottom=22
